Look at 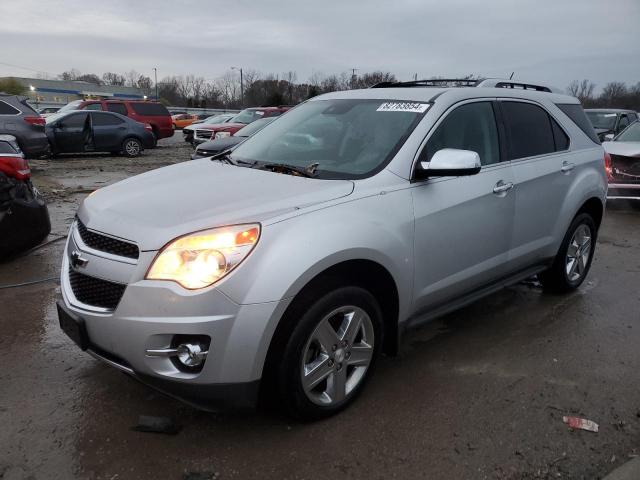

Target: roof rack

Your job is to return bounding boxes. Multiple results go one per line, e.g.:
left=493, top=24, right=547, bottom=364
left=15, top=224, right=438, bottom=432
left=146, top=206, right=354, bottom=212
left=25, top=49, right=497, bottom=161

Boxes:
left=370, top=77, right=557, bottom=93
left=371, top=78, right=481, bottom=88
left=475, top=79, right=553, bottom=92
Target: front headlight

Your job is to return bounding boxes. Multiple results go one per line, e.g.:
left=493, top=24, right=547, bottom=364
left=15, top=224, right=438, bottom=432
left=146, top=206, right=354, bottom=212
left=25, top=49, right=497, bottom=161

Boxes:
left=215, top=131, right=231, bottom=139
left=146, top=224, right=260, bottom=289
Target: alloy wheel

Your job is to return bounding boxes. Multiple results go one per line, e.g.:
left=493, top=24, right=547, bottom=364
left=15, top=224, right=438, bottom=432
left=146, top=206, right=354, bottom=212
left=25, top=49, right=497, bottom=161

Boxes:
left=125, top=140, right=140, bottom=156
left=565, top=224, right=592, bottom=282
left=300, top=306, right=374, bottom=406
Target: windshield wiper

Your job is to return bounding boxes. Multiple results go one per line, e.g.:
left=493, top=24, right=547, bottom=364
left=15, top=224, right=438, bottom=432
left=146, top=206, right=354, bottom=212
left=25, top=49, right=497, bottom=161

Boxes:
left=208, top=150, right=256, bottom=167
left=258, top=162, right=320, bottom=178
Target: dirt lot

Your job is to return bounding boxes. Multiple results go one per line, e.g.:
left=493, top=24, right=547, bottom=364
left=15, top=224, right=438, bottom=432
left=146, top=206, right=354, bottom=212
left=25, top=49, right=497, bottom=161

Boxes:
left=1, top=134, right=639, bottom=479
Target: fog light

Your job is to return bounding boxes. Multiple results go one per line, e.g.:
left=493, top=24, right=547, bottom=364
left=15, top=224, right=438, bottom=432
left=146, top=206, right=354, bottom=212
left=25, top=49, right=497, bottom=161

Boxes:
left=176, top=343, right=207, bottom=367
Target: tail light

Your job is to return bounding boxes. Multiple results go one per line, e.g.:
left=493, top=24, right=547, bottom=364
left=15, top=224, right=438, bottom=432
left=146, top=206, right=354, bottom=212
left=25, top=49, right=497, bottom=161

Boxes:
left=23, top=116, right=46, bottom=127
left=604, top=152, right=613, bottom=181
left=0, top=156, right=31, bottom=180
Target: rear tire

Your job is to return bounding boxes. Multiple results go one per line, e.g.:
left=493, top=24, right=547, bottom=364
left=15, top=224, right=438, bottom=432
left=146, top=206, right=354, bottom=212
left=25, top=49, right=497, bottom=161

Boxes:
left=121, top=138, right=143, bottom=158
left=539, top=213, right=596, bottom=293
left=275, top=285, right=383, bottom=421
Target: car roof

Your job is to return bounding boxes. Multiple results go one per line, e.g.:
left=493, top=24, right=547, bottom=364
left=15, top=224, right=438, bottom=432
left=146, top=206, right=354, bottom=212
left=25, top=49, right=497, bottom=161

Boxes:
left=314, top=86, right=578, bottom=105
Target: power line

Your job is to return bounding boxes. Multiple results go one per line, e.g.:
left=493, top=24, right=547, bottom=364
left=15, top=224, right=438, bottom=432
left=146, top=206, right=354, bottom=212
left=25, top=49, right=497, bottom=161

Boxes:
left=0, top=60, right=55, bottom=77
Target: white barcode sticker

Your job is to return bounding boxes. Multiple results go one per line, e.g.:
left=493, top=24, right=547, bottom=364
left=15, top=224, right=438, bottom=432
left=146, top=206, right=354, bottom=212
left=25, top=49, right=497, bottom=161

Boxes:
left=377, top=102, right=430, bottom=113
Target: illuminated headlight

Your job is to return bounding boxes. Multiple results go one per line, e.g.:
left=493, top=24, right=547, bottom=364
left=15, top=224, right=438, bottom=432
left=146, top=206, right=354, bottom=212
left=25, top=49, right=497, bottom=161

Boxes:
left=146, top=224, right=260, bottom=289
left=215, top=131, right=231, bottom=139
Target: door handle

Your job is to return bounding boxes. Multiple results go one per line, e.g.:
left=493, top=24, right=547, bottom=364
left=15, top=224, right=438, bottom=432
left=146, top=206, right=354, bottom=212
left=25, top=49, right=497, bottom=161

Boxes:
left=561, top=161, right=575, bottom=173
left=493, top=181, right=514, bottom=194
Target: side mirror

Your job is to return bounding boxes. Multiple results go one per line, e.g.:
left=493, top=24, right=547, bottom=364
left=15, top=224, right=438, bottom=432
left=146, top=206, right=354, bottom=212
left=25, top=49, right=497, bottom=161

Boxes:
left=603, top=133, right=615, bottom=141
left=415, top=148, right=481, bottom=179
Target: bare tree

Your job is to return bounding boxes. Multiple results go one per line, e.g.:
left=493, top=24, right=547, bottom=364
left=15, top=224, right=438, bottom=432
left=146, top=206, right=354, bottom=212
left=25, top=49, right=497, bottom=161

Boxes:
left=567, top=79, right=596, bottom=103
left=102, top=72, right=126, bottom=86
left=58, top=68, right=82, bottom=81
left=124, top=70, right=140, bottom=88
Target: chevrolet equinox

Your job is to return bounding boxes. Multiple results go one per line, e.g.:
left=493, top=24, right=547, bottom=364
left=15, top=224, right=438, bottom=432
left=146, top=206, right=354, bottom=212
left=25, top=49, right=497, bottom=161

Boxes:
left=58, top=79, right=607, bottom=420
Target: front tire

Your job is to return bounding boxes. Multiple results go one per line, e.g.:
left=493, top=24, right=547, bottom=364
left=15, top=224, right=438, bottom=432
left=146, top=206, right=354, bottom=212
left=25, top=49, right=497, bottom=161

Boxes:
left=276, top=286, right=383, bottom=421
left=121, top=138, right=143, bottom=158
left=539, top=213, right=596, bottom=293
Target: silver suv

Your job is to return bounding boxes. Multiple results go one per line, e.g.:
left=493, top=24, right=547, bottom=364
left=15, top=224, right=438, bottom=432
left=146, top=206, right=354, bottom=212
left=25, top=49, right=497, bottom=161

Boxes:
left=57, top=79, right=607, bottom=420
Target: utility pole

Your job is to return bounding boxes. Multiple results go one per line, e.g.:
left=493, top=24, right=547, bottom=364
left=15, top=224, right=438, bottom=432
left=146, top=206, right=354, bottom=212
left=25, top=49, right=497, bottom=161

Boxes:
left=153, top=67, right=158, bottom=100
left=232, top=67, right=244, bottom=107
left=350, top=68, right=358, bottom=89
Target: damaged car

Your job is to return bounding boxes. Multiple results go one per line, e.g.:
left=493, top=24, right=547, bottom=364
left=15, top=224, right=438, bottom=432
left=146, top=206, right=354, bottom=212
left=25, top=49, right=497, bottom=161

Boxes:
left=603, top=120, right=640, bottom=205
left=0, top=134, right=51, bottom=259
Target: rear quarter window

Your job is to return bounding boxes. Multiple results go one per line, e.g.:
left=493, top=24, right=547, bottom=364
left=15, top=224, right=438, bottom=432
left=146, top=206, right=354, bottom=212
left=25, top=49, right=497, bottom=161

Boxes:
left=556, top=104, right=600, bottom=144
left=0, top=141, right=17, bottom=153
left=0, top=100, right=21, bottom=115
left=130, top=103, right=170, bottom=116
left=82, top=103, right=103, bottom=111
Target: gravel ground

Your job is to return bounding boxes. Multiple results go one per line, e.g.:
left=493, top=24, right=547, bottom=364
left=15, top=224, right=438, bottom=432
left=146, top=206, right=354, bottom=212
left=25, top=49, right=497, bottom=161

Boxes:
left=0, top=134, right=639, bottom=479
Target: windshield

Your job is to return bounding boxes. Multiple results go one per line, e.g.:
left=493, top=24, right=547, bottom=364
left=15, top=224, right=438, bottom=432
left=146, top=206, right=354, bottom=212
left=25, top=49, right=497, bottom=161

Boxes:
left=236, top=117, right=275, bottom=137
left=203, top=114, right=232, bottom=124
left=586, top=111, right=617, bottom=129
left=615, top=121, right=640, bottom=142
left=58, top=100, right=83, bottom=113
left=230, top=99, right=427, bottom=179
left=231, top=109, right=267, bottom=124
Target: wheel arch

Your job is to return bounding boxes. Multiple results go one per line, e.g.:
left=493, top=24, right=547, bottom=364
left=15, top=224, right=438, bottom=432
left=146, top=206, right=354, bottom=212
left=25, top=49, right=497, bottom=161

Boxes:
left=259, top=259, right=400, bottom=402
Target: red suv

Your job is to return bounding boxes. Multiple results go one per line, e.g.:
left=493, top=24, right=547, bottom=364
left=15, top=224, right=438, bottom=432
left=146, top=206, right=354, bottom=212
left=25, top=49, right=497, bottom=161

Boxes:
left=192, top=106, right=290, bottom=144
left=58, top=100, right=173, bottom=142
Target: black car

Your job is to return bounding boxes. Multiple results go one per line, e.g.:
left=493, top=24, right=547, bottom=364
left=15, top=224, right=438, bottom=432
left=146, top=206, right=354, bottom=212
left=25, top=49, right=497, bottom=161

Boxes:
left=45, top=110, right=155, bottom=157
left=0, top=134, right=50, bottom=259
left=191, top=117, right=275, bottom=159
left=585, top=109, right=639, bottom=141
left=0, top=94, right=50, bottom=158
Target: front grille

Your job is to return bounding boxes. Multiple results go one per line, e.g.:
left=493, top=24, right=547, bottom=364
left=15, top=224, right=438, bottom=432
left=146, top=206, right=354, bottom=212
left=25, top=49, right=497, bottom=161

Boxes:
left=76, top=220, right=139, bottom=259
left=68, top=268, right=126, bottom=310
left=611, top=155, right=640, bottom=184
left=195, top=129, right=213, bottom=139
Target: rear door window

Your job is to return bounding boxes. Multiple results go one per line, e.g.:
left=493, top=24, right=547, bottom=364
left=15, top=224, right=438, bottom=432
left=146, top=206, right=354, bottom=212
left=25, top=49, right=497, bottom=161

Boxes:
left=106, top=103, right=128, bottom=116
left=61, top=112, right=89, bottom=127
left=91, top=112, right=124, bottom=126
left=0, top=100, right=21, bottom=115
left=501, top=102, right=555, bottom=160
left=422, top=101, right=501, bottom=166
left=550, top=116, right=569, bottom=151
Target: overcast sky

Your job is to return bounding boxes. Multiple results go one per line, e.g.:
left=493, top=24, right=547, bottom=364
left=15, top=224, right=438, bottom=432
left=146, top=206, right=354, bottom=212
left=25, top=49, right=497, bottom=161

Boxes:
left=1, top=0, right=638, bottom=92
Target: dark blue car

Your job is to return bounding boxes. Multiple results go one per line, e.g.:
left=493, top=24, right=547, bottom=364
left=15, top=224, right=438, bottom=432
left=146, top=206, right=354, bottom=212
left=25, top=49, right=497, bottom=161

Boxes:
left=45, top=110, right=155, bottom=157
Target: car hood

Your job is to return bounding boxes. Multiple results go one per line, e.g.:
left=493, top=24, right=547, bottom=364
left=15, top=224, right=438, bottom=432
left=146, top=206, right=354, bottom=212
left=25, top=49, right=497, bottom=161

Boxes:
left=196, top=137, right=243, bottom=152
left=603, top=141, right=640, bottom=158
left=78, top=159, right=355, bottom=251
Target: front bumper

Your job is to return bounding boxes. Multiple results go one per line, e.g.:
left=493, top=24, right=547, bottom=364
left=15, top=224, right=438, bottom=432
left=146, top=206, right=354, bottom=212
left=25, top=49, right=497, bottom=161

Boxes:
left=58, top=222, right=287, bottom=411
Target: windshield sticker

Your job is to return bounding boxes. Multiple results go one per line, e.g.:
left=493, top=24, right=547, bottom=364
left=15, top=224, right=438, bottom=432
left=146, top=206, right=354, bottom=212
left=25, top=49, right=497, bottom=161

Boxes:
left=377, top=102, right=430, bottom=113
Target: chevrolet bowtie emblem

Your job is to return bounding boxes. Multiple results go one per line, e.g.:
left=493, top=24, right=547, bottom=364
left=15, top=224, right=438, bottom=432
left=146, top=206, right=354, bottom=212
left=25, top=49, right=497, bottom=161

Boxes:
left=71, top=250, right=89, bottom=268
